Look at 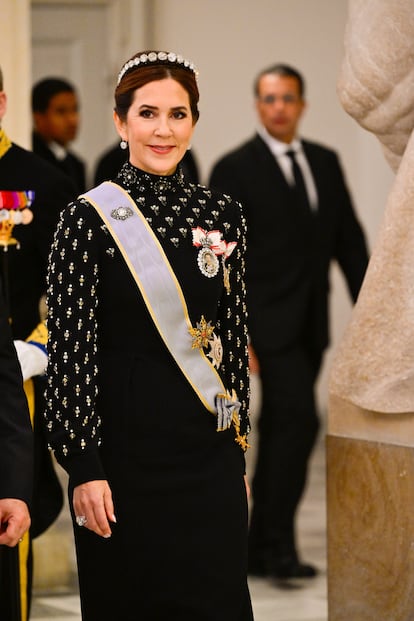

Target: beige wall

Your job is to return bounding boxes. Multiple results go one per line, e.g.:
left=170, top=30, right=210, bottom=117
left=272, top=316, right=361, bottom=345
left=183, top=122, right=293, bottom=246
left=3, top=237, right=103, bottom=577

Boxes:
left=1, top=0, right=31, bottom=147
left=4, top=0, right=395, bottom=410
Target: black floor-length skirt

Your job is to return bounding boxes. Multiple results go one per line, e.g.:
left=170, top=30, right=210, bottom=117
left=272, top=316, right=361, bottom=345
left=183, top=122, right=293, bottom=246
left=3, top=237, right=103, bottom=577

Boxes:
left=70, top=350, right=253, bottom=621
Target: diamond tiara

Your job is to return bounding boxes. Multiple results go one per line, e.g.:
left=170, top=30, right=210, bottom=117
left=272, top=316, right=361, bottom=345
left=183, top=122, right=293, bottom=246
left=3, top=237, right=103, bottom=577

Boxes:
left=117, top=51, right=198, bottom=85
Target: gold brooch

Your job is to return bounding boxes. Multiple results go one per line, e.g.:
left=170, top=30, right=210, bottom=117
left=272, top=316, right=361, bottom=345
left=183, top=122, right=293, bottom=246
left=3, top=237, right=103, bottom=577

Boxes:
left=189, top=315, right=215, bottom=349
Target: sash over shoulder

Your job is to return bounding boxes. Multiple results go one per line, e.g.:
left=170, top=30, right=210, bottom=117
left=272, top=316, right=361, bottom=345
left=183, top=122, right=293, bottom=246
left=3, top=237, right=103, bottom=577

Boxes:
left=81, top=182, right=242, bottom=437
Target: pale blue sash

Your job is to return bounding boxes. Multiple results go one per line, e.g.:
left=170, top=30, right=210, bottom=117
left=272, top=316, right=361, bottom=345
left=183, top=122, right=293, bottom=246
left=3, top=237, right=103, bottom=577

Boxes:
left=82, top=182, right=239, bottom=429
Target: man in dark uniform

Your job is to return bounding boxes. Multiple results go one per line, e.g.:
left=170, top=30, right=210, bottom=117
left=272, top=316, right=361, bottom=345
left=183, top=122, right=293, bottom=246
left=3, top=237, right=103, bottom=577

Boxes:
left=32, top=77, right=86, bottom=193
left=0, top=277, right=33, bottom=621
left=210, top=63, right=369, bottom=580
left=0, top=67, right=75, bottom=619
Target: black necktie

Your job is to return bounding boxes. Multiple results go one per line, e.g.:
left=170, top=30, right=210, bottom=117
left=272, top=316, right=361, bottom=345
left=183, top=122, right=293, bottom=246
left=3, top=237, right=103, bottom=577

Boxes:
left=286, top=150, right=311, bottom=214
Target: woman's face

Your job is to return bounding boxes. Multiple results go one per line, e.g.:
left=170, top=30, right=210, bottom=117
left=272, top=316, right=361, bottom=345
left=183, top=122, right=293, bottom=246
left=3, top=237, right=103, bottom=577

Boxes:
left=114, top=78, right=195, bottom=176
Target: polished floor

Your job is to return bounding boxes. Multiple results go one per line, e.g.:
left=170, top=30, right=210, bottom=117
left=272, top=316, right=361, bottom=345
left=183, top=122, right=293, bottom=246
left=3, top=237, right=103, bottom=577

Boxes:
left=31, top=376, right=328, bottom=620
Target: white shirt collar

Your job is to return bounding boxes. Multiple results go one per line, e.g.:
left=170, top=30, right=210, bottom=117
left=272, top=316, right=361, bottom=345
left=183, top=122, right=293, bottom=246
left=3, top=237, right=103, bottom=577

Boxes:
left=48, top=140, right=68, bottom=161
left=257, top=124, right=302, bottom=158
left=257, top=124, right=318, bottom=210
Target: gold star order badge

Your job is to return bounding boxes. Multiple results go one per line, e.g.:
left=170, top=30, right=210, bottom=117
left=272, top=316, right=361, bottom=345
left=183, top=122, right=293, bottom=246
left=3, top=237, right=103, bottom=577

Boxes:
left=189, top=315, right=215, bottom=349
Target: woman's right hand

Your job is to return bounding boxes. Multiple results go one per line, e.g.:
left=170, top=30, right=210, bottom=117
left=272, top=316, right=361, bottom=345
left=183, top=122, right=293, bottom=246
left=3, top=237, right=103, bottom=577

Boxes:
left=248, top=343, right=260, bottom=374
left=73, top=480, right=116, bottom=538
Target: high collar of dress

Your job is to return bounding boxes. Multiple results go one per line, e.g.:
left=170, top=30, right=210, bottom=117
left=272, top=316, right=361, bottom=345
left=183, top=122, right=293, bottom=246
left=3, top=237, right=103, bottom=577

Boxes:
left=116, top=161, right=187, bottom=195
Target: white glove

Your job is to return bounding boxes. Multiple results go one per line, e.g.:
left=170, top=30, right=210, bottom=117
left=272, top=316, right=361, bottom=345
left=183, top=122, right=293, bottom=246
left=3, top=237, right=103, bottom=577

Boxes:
left=13, top=340, right=48, bottom=381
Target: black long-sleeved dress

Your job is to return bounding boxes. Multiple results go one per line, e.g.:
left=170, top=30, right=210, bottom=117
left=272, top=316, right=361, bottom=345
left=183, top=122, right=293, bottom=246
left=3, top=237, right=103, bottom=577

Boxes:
left=45, top=162, right=253, bottom=620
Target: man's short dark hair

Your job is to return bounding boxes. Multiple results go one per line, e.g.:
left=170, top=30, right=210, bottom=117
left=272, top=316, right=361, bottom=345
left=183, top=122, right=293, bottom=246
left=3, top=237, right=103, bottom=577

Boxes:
left=32, top=78, right=76, bottom=112
left=254, top=64, right=305, bottom=99
left=0, top=67, right=3, bottom=91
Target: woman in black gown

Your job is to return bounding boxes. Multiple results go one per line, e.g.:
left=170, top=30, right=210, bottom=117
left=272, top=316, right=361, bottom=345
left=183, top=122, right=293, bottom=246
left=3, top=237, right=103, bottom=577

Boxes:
left=45, top=50, right=253, bottom=620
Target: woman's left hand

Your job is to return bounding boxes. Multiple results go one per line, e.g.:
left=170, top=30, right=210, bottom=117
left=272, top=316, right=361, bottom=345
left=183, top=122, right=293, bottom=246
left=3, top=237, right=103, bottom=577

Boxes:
left=73, top=480, right=116, bottom=538
left=248, top=343, right=260, bottom=374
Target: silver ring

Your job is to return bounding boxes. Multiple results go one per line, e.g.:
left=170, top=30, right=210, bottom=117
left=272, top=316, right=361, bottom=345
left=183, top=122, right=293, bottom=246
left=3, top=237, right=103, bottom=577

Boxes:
left=75, top=515, right=87, bottom=527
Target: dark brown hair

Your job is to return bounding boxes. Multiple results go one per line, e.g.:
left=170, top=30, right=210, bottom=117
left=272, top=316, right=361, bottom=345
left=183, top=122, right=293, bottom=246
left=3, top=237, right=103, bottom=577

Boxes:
left=32, top=77, right=77, bottom=112
left=254, top=64, right=305, bottom=99
left=114, top=51, right=200, bottom=124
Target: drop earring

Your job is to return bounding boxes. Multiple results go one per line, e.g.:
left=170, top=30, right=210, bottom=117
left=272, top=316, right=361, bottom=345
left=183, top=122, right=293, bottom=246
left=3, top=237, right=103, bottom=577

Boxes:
left=120, top=140, right=128, bottom=150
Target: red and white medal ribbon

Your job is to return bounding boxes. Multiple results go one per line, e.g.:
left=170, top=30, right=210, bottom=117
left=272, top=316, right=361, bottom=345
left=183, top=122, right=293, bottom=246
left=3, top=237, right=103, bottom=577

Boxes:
left=192, top=227, right=237, bottom=282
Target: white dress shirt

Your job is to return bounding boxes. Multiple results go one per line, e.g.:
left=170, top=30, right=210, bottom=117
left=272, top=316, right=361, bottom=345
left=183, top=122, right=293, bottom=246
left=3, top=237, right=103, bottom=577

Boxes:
left=49, top=140, right=69, bottom=161
left=257, top=125, right=318, bottom=211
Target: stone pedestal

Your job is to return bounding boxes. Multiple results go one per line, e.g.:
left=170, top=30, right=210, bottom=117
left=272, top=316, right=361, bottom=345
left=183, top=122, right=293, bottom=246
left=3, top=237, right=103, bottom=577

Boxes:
left=329, top=2, right=414, bottom=618
left=327, top=395, right=414, bottom=619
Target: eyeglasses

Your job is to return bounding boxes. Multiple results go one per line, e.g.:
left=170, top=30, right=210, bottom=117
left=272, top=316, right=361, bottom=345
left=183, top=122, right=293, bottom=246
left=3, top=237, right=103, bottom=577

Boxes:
left=258, top=94, right=301, bottom=105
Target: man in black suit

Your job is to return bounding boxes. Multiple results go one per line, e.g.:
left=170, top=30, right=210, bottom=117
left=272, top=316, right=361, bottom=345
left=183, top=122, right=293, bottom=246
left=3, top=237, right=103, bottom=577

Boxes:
left=209, top=64, right=369, bottom=580
left=0, top=278, right=33, bottom=621
left=32, top=77, right=86, bottom=193
left=0, top=67, right=74, bottom=619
